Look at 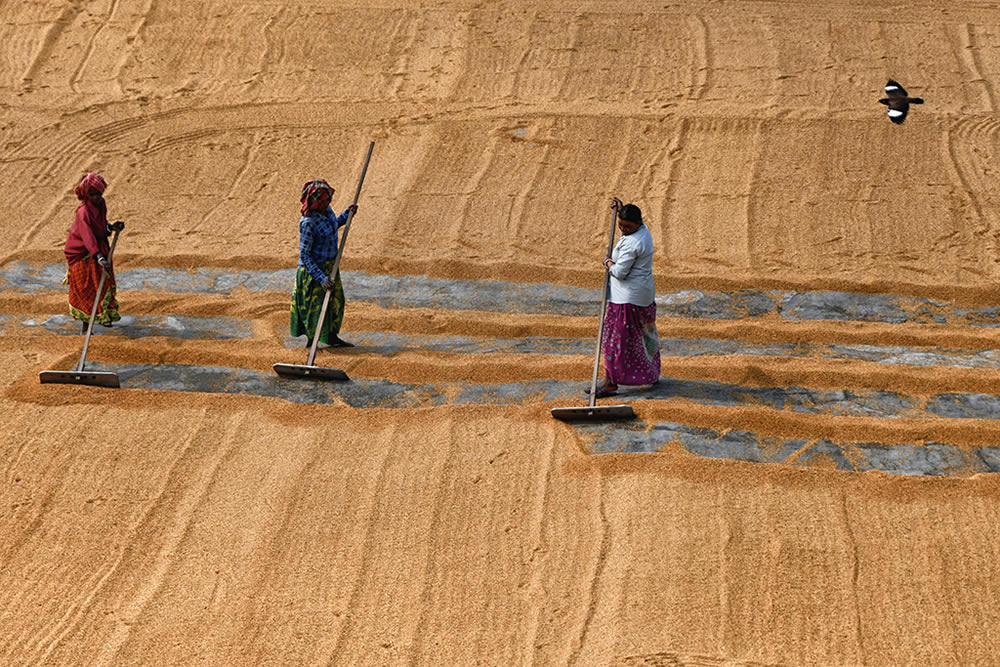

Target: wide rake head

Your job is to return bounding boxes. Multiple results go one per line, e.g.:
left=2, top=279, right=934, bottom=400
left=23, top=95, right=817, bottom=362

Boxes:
left=550, top=404, right=636, bottom=422
left=39, top=369, right=120, bottom=388
left=272, top=363, right=350, bottom=382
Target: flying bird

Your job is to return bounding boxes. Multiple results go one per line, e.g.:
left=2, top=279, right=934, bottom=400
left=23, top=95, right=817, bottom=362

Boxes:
left=879, top=79, right=923, bottom=124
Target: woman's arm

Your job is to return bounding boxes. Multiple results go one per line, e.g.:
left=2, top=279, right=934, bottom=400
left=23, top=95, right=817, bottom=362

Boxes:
left=334, top=206, right=355, bottom=229
left=608, top=240, right=639, bottom=279
left=73, top=209, right=102, bottom=258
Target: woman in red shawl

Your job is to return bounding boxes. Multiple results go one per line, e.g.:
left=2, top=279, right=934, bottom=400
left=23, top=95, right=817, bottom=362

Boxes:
left=64, top=173, right=124, bottom=331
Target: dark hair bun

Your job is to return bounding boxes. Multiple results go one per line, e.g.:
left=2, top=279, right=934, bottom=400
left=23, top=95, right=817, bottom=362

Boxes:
left=618, top=203, right=642, bottom=223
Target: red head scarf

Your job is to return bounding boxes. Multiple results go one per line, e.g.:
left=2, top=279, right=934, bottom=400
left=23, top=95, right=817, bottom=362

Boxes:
left=300, top=179, right=334, bottom=215
left=74, top=173, right=107, bottom=200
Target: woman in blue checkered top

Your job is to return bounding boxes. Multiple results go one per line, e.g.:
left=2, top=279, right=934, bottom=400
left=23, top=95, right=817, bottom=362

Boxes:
left=289, top=179, right=358, bottom=348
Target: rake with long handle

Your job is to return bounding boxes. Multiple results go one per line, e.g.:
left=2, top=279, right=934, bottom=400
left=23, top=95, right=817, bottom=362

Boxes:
left=39, top=226, right=123, bottom=388
left=551, top=202, right=636, bottom=422
left=273, top=140, right=375, bottom=381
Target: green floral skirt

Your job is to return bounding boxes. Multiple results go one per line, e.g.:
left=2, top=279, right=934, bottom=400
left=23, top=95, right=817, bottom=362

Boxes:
left=289, top=261, right=344, bottom=344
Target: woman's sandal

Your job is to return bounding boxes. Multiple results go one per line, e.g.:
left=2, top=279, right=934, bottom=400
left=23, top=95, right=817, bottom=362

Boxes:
left=584, top=383, right=618, bottom=398
left=328, top=336, right=355, bottom=348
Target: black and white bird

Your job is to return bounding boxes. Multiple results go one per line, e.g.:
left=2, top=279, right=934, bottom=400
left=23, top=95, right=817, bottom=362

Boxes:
left=879, top=79, right=923, bottom=124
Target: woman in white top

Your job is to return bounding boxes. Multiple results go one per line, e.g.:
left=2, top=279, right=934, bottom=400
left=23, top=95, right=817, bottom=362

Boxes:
left=591, top=198, right=661, bottom=397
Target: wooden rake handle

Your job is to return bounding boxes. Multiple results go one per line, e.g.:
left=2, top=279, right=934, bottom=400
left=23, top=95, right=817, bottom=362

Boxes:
left=588, top=202, right=619, bottom=407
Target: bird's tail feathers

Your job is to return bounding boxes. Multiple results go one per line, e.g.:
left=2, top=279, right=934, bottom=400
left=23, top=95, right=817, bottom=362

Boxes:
left=909, top=97, right=924, bottom=104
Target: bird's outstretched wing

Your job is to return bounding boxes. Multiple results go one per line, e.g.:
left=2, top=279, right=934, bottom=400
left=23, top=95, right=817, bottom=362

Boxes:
left=888, top=107, right=907, bottom=124
left=885, top=79, right=907, bottom=97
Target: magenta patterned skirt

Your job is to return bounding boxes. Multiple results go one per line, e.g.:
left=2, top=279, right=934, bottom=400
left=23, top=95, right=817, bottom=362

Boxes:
left=601, top=302, right=661, bottom=386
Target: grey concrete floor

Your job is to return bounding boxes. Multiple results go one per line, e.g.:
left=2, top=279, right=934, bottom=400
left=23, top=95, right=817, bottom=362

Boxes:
left=4, top=262, right=1000, bottom=326
left=577, top=420, right=1000, bottom=476
left=77, top=361, right=1000, bottom=421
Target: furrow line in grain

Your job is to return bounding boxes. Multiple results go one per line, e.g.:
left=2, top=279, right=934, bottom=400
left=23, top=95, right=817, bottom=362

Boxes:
left=0, top=486, right=58, bottom=638
left=140, top=128, right=224, bottom=156
left=567, top=474, right=610, bottom=666
left=81, top=106, right=193, bottom=145
left=508, top=135, right=550, bottom=247
left=452, top=132, right=502, bottom=245
left=607, top=118, right=638, bottom=211
left=942, top=125, right=987, bottom=227
left=963, top=23, right=998, bottom=112
left=319, top=425, right=398, bottom=666
left=554, top=13, right=583, bottom=102
left=112, top=0, right=155, bottom=93
left=20, top=0, right=84, bottom=90
left=506, top=15, right=534, bottom=102
left=687, top=14, right=711, bottom=101
left=838, top=490, right=866, bottom=665
left=193, top=133, right=260, bottom=234
left=404, top=420, right=458, bottom=666
left=742, top=120, right=764, bottom=271
left=70, top=0, right=122, bottom=94
left=717, top=486, right=733, bottom=651
left=519, top=425, right=559, bottom=666
left=129, top=0, right=155, bottom=50
left=656, top=117, right=687, bottom=258
left=90, top=411, right=238, bottom=665
left=246, top=6, right=283, bottom=96
left=34, top=558, right=122, bottom=665
left=388, top=11, right=420, bottom=100
left=3, top=429, right=34, bottom=486
left=240, top=446, right=321, bottom=662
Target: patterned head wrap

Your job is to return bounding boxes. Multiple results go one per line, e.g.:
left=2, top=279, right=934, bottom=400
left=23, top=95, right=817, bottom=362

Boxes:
left=300, top=179, right=334, bottom=215
left=75, top=173, right=107, bottom=200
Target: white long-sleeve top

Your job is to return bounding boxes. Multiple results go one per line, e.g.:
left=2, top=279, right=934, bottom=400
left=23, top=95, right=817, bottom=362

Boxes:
left=608, top=223, right=655, bottom=306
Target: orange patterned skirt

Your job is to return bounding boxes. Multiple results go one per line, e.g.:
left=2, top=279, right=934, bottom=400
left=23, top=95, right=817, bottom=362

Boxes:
left=66, top=256, right=120, bottom=324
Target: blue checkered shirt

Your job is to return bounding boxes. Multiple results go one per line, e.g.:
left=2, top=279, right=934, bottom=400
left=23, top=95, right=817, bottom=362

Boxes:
left=298, top=207, right=351, bottom=283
